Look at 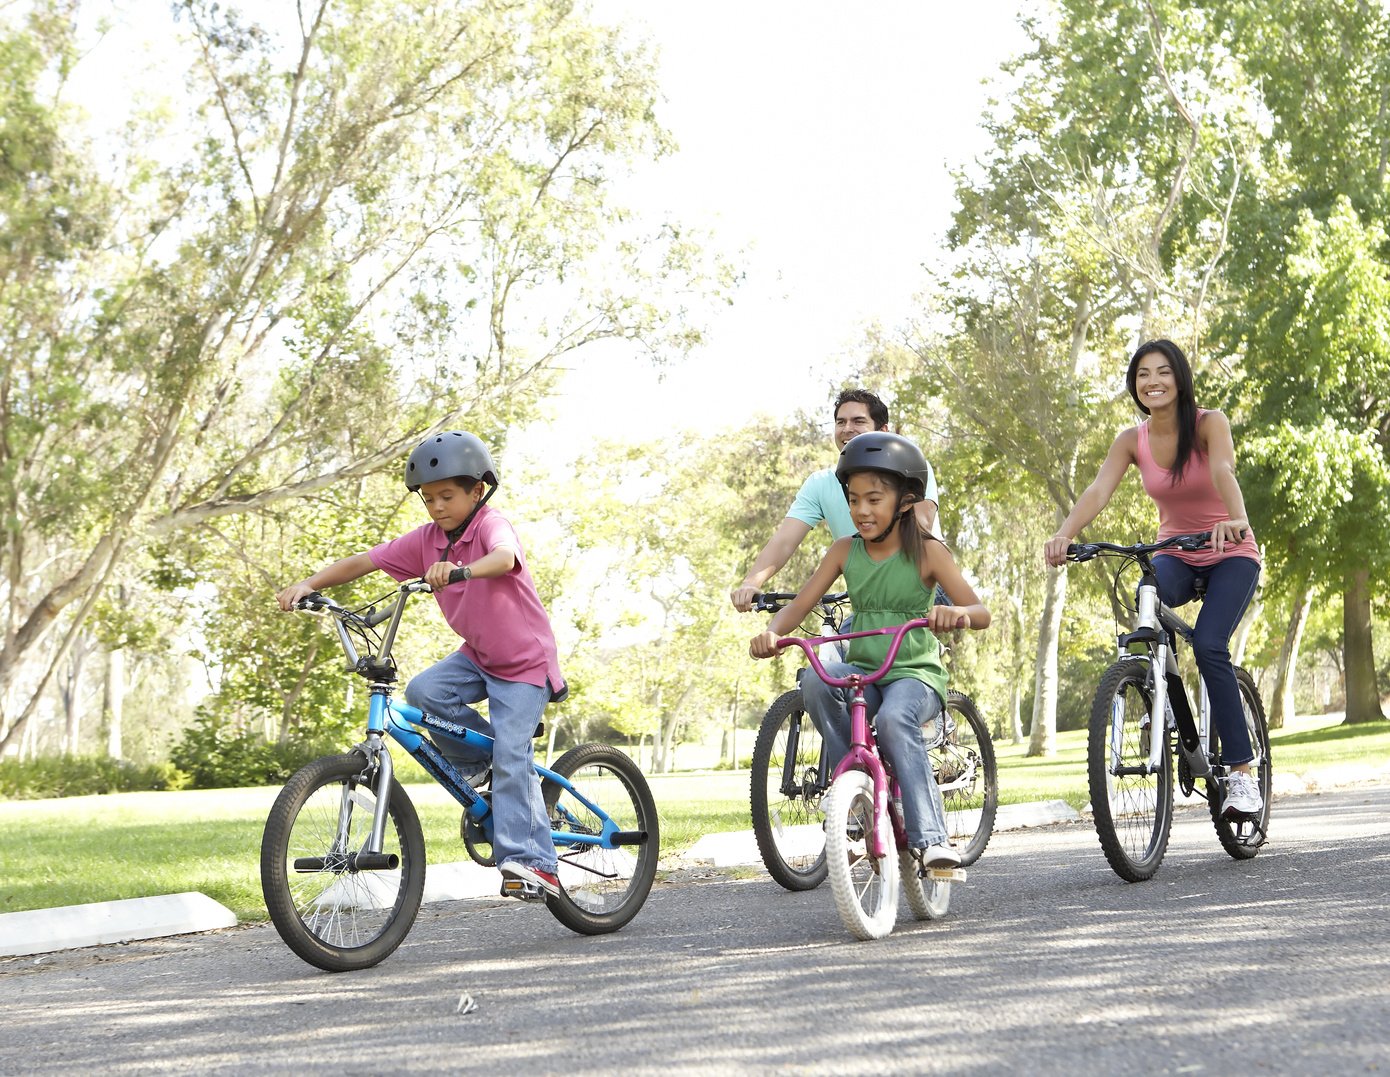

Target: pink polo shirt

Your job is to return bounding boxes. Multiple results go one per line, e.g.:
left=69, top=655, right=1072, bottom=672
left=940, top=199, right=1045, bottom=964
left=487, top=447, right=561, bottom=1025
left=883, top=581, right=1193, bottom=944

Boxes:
left=1137, top=411, right=1261, bottom=568
left=368, top=505, right=565, bottom=692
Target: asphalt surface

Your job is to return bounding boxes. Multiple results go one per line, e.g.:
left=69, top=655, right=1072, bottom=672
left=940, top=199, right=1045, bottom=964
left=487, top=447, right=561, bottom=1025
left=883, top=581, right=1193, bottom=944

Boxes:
left=3, top=785, right=1387, bottom=1076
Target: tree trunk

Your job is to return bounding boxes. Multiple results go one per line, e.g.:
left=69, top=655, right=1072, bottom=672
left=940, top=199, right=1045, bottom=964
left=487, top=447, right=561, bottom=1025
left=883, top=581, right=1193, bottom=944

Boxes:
left=1231, top=597, right=1261, bottom=667
left=1027, top=564, right=1068, bottom=757
left=104, top=647, right=126, bottom=759
left=1342, top=567, right=1386, bottom=724
left=1010, top=597, right=1026, bottom=745
left=1268, top=580, right=1311, bottom=731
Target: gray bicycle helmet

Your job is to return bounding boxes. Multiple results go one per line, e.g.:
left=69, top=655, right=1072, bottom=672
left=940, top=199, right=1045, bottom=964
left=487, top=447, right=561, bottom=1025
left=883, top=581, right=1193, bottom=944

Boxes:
left=834, top=431, right=930, bottom=501
left=404, top=431, right=499, bottom=492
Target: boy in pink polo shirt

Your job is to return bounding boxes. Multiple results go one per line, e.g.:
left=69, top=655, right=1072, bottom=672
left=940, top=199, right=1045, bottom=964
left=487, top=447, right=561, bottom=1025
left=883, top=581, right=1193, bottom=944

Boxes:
left=276, top=430, right=567, bottom=901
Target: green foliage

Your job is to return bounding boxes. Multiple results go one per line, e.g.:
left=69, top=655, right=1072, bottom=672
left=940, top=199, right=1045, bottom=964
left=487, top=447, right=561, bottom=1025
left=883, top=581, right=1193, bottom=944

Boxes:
left=0, top=755, right=189, bottom=800
left=0, top=0, right=727, bottom=756
left=169, top=709, right=338, bottom=789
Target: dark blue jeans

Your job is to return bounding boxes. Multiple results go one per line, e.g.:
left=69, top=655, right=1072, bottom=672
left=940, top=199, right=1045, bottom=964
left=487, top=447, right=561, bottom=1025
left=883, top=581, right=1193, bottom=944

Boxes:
left=1152, top=555, right=1261, bottom=766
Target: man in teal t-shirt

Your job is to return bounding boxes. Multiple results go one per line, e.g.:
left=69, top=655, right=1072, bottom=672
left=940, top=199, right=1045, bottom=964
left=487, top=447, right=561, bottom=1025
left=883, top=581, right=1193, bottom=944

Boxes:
left=729, top=389, right=941, bottom=611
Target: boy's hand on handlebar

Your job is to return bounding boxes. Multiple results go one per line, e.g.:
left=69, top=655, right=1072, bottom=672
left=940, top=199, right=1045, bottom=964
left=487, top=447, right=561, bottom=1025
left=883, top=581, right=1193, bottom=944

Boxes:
left=1043, top=533, right=1072, bottom=567
left=926, top=605, right=970, bottom=632
left=749, top=631, right=779, bottom=660
left=423, top=561, right=462, bottom=590
left=276, top=581, right=316, bottom=611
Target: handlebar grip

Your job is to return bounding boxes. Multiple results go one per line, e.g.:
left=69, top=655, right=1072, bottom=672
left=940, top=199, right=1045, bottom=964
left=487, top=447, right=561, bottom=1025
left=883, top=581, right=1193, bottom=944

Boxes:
left=362, top=606, right=394, bottom=628
left=446, top=567, right=470, bottom=585
left=295, top=592, right=327, bottom=611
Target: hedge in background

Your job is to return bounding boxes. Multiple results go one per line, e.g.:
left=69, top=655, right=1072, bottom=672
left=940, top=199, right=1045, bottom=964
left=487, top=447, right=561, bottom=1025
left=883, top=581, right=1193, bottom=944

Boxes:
left=0, top=756, right=190, bottom=800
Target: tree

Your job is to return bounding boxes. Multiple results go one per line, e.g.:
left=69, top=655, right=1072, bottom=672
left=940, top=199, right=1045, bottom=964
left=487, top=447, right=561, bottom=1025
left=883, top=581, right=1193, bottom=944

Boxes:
left=887, top=0, right=1256, bottom=755
left=1231, top=202, right=1390, bottom=724
left=0, top=0, right=725, bottom=754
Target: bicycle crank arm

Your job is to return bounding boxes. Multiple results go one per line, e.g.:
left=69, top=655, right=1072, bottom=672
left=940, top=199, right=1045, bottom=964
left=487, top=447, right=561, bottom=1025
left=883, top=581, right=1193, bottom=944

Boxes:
left=292, top=851, right=400, bottom=873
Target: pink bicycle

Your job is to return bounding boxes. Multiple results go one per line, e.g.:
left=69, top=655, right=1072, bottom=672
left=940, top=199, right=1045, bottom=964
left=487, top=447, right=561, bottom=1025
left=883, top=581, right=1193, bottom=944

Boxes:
left=777, top=619, right=967, bottom=940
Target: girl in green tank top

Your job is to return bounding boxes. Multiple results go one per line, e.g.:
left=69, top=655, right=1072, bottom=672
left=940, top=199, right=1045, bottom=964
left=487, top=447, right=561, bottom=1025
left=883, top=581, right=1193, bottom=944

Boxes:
left=750, top=431, right=990, bottom=864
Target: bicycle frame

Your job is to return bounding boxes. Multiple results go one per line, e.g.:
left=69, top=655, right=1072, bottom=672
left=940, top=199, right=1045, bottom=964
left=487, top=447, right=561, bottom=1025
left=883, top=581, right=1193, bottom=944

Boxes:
left=778, top=619, right=932, bottom=861
left=304, top=583, right=641, bottom=866
left=1076, top=532, right=1250, bottom=792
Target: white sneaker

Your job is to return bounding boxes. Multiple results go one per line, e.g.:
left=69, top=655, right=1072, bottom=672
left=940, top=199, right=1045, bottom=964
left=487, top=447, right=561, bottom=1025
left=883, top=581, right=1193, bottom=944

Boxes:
left=913, top=843, right=961, bottom=872
left=1222, top=770, right=1263, bottom=817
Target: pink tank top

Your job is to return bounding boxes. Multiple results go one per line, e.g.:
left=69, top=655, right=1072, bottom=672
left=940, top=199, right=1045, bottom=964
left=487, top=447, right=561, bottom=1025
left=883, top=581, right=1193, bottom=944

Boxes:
left=1136, top=411, right=1261, bottom=567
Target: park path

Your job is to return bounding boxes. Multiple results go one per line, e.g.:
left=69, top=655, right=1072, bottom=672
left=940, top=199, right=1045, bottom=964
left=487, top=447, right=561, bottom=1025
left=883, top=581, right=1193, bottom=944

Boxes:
left=3, top=784, right=1387, bottom=1075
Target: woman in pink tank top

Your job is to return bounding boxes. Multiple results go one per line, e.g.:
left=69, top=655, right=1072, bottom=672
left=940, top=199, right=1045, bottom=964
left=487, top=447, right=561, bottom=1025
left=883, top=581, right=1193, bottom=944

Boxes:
left=1043, top=340, right=1264, bottom=818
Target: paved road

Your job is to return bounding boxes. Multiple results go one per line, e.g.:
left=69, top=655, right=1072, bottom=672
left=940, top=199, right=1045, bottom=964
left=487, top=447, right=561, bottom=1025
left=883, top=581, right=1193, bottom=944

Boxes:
left=4, top=786, right=1388, bottom=1076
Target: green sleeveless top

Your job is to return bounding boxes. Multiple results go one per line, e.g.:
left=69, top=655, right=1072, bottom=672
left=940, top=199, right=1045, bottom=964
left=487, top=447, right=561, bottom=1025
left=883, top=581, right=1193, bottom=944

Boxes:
left=843, top=538, right=948, bottom=702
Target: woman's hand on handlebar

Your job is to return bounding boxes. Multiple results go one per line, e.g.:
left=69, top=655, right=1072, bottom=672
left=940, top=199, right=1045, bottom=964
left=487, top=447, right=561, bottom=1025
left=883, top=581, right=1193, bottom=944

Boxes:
left=1211, top=518, right=1248, bottom=555
left=1043, top=533, right=1072, bottom=567
left=749, top=630, right=780, bottom=660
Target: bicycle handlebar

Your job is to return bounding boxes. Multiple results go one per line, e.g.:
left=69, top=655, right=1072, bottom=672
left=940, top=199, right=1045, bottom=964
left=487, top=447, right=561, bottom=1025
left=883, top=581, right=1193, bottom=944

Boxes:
left=777, top=619, right=934, bottom=688
left=751, top=591, right=850, bottom=614
left=1066, top=531, right=1214, bottom=563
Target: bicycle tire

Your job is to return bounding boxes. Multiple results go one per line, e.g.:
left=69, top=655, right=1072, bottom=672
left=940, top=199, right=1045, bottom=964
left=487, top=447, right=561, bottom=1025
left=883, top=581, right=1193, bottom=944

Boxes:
left=260, top=752, right=425, bottom=972
left=541, top=743, right=659, bottom=935
left=750, top=689, right=829, bottom=891
left=898, top=848, right=951, bottom=920
left=824, top=770, right=898, bottom=940
left=937, top=692, right=998, bottom=865
left=1087, top=659, right=1174, bottom=882
left=1207, top=667, right=1272, bottom=859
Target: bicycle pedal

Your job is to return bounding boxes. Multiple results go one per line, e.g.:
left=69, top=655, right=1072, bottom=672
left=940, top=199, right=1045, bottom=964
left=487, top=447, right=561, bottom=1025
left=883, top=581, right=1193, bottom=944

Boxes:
left=500, top=878, right=547, bottom=902
left=924, top=868, right=967, bottom=883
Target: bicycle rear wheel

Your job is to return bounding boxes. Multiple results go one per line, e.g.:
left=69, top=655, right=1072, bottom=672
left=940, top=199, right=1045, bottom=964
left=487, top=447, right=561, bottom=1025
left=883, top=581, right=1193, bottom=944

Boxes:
left=541, top=744, right=659, bottom=935
left=824, top=770, right=898, bottom=940
left=750, top=689, right=829, bottom=891
left=1087, top=659, right=1174, bottom=882
left=260, top=752, right=425, bottom=972
left=898, top=849, right=951, bottom=920
left=934, top=692, right=998, bottom=866
left=1208, top=667, right=1272, bottom=859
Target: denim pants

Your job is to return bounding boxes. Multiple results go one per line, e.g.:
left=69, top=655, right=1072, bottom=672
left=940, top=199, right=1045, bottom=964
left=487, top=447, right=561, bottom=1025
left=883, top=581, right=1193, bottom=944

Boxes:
left=1152, top=555, right=1261, bottom=767
left=405, top=650, right=557, bottom=873
left=802, top=663, right=950, bottom=847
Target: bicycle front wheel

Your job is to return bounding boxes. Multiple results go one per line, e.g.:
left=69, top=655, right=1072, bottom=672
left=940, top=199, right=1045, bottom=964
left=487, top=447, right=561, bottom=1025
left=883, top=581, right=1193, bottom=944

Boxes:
left=824, top=770, right=898, bottom=940
left=1208, top=667, right=1272, bottom=859
left=934, top=692, right=998, bottom=866
left=1087, top=659, right=1174, bottom=882
left=260, top=753, right=425, bottom=972
left=750, top=689, right=829, bottom=891
left=541, top=743, right=659, bottom=936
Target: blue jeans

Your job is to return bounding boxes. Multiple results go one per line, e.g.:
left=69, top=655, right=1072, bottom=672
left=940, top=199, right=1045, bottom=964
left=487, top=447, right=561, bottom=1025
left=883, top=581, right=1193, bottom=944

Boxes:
left=405, top=651, right=557, bottom=873
left=1153, top=555, right=1261, bottom=767
left=802, top=663, right=950, bottom=847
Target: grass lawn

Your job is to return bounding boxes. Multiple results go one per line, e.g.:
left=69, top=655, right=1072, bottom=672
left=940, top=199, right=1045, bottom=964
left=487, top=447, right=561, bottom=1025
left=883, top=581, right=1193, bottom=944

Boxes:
left=0, top=712, right=1385, bottom=923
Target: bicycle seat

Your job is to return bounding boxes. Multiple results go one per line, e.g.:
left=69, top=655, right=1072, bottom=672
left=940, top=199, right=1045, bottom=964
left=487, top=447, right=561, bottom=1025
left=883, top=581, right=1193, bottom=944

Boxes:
left=1193, top=577, right=1207, bottom=600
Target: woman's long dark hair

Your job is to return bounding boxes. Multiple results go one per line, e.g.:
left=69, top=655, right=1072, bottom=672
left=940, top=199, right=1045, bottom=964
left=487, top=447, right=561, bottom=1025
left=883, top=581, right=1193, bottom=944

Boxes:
left=1126, top=338, right=1198, bottom=485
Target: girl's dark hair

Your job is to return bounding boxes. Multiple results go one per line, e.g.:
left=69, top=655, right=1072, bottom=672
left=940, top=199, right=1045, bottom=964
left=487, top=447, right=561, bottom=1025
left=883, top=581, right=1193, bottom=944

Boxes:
left=1126, top=338, right=1199, bottom=484
left=849, top=469, right=927, bottom=575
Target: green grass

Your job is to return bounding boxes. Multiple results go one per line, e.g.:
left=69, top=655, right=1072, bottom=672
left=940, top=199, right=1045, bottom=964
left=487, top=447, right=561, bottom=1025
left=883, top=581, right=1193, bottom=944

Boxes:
left=0, top=713, right=1385, bottom=922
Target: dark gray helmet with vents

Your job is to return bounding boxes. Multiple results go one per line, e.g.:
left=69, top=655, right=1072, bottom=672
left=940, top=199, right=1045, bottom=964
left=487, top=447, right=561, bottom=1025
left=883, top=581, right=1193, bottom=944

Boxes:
left=834, top=431, right=930, bottom=501
left=404, top=431, right=499, bottom=492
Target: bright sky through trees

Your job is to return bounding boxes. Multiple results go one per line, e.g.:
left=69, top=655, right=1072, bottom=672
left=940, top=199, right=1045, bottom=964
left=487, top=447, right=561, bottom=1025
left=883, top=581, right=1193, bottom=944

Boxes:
left=534, top=1, right=1031, bottom=453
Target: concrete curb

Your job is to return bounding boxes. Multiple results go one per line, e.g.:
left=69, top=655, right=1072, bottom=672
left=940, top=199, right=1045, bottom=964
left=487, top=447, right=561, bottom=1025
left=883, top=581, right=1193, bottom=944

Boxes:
left=680, top=798, right=1082, bottom=868
left=0, top=892, right=237, bottom=959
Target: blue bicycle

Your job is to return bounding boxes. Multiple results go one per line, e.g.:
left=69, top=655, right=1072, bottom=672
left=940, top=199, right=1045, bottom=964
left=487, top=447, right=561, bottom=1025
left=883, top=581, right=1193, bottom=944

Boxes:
left=260, top=579, right=658, bottom=972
